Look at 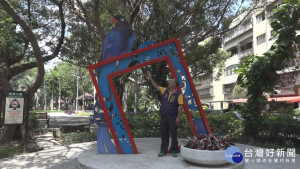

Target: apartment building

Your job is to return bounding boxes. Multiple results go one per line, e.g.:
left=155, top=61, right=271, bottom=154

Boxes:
left=196, top=0, right=300, bottom=109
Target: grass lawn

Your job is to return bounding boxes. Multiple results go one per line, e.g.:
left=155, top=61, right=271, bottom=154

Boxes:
left=0, top=140, right=42, bottom=159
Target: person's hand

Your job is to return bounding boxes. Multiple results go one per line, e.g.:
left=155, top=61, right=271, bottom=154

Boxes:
left=175, top=116, right=180, bottom=125
left=147, top=72, right=152, bottom=79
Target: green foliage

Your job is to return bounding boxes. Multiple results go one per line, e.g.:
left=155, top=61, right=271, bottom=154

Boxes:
left=75, top=112, right=93, bottom=116
left=236, top=0, right=300, bottom=139
left=43, top=62, right=93, bottom=110
left=202, top=105, right=209, bottom=110
left=279, top=104, right=295, bottom=115
left=295, top=108, right=300, bottom=115
left=186, top=37, right=230, bottom=78
left=0, top=126, right=3, bottom=136
left=0, top=8, right=16, bottom=48
left=184, top=134, right=233, bottom=150
left=0, top=143, right=23, bottom=159
left=126, top=112, right=193, bottom=138
left=126, top=113, right=161, bottom=137
left=60, top=131, right=97, bottom=145
left=126, top=112, right=243, bottom=140
left=0, top=141, right=42, bottom=159
left=206, top=113, right=244, bottom=141
left=256, top=114, right=300, bottom=146
left=254, top=142, right=300, bottom=154
left=29, top=113, right=39, bottom=131
left=125, top=110, right=299, bottom=149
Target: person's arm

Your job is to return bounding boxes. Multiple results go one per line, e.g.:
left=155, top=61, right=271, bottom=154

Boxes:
left=175, top=105, right=183, bottom=125
left=147, top=72, right=160, bottom=91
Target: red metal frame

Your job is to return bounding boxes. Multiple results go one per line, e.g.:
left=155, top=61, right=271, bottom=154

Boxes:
left=173, top=39, right=212, bottom=134
left=88, top=38, right=211, bottom=154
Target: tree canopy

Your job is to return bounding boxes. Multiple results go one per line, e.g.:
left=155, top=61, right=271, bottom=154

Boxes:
left=0, top=0, right=254, bottom=144
left=236, top=0, right=300, bottom=142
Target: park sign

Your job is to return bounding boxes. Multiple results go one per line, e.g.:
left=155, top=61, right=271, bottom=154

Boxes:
left=4, top=91, right=25, bottom=124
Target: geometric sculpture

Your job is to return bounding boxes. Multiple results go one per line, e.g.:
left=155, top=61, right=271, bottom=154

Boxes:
left=88, top=38, right=211, bottom=154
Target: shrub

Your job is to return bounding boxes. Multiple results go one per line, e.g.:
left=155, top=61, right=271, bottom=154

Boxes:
left=126, top=112, right=161, bottom=137
left=294, top=108, right=300, bottom=116
left=183, top=134, right=234, bottom=150
left=206, top=113, right=244, bottom=141
left=125, top=110, right=299, bottom=148
left=60, top=131, right=97, bottom=145
left=279, top=104, right=295, bottom=115
left=256, top=114, right=300, bottom=146
left=29, top=113, right=39, bottom=131
left=126, top=112, right=240, bottom=139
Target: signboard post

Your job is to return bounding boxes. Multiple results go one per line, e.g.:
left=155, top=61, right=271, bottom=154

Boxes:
left=4, top=91, right=25, bottom=124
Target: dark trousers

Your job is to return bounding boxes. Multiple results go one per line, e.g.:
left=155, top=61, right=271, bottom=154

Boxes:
left=160, top=116, right=178, bottom=153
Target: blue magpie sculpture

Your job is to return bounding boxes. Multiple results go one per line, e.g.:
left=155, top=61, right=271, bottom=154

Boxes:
left=94, top=15, right=135, bottom=154
left=103, top=15, right=135, bottom=61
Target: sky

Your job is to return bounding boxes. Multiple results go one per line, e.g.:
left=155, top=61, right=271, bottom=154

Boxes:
left=45, top=57, right=62, bottom=70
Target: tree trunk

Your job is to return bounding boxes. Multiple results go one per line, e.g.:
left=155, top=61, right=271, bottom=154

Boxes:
left=83, top=92, right=85, bottom=112
left=51, top=89, right=54, bottom=111
left=0, top=0, right=46, bottom=144
left=44, top=87, right=47, bottom=111
left=58, top=83, right=61, bottom=110
left=0, top=72, right=18, bottom=144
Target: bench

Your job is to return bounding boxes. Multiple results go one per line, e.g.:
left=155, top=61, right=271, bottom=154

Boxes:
left=35, top=112, right=50, bottom=128
left=60, top=123, right=90, bottom=133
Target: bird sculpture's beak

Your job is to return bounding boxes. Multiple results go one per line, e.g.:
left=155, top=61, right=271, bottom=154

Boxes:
left=110, top=17, right=118, bottom=23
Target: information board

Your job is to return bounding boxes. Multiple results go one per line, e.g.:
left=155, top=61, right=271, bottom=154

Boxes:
left=4, top=91, right=25, bottom=124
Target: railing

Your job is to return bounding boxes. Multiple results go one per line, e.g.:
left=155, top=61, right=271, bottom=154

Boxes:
left=224, top=23, right=253, bottom=42
left=239, top=48, right=253, bottom=58
left=226, top=93, right=247, bottom=99
left=276, top=87, right=296, bottom=96
left=198, top=88, right=214, bottom=97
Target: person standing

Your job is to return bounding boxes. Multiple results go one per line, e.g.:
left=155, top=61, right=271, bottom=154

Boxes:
left=147, top=72, right=183, bottom=157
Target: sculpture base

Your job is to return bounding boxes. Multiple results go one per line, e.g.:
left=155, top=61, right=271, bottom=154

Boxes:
left=78, top=138, right=244, bottom=169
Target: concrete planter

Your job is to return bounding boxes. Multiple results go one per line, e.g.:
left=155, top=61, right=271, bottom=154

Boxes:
left=180, top=145, right=228, bottom=166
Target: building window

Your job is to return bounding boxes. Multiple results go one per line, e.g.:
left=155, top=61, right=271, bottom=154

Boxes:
left=229, top=47, right=238, bottom=57
left=256, top=33, right=266, bottom=45
left=198, top=87, right=213, bottom=96
left=196, top=73, right=213, bottom=85
left=256, top=12, right=265, bottom=23
left=223, top=83, right=235, bottom=94
left=240, top=41, right=252, bottom=52
left=225, top=65, right=239, bottom=76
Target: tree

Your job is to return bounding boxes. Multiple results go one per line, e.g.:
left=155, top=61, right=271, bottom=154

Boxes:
left=43, top=62, right=94, bottom=111
left=59, top=0, right=255, bottom=105
left=0, top=0, right=66, bottom=144
left=185, top=37, right=230, bottom=79
left=236, top=0, right=300, bottom=143
left=61, top=0, right=257, bottom=65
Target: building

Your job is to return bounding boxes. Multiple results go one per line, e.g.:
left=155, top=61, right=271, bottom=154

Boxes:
left=196, top=0, right=300, bottom=109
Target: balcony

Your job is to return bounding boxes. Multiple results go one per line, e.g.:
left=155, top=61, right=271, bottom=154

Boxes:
left=226, top=92, right=247, bottom=99
left=198, top=87, right=214, bottom=97
left=224, top=23, right=253, bottom=43
left=276, top=86, right=296, bottom=96
left=195, top=74, right=213, bottom=86
left=239, top=48, right=253, bottom=59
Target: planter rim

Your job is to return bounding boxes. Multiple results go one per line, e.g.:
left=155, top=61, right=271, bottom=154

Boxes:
left=180, top=145, right=228, bottom=166
left=182, top=145, right=226, bottom=152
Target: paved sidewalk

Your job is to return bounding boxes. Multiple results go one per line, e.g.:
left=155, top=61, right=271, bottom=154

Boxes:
left=0, top=136, right=299, bottom=169
left=0, top=141, right=96, bottom=169
left=35, top=132, right=62, bottom=150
